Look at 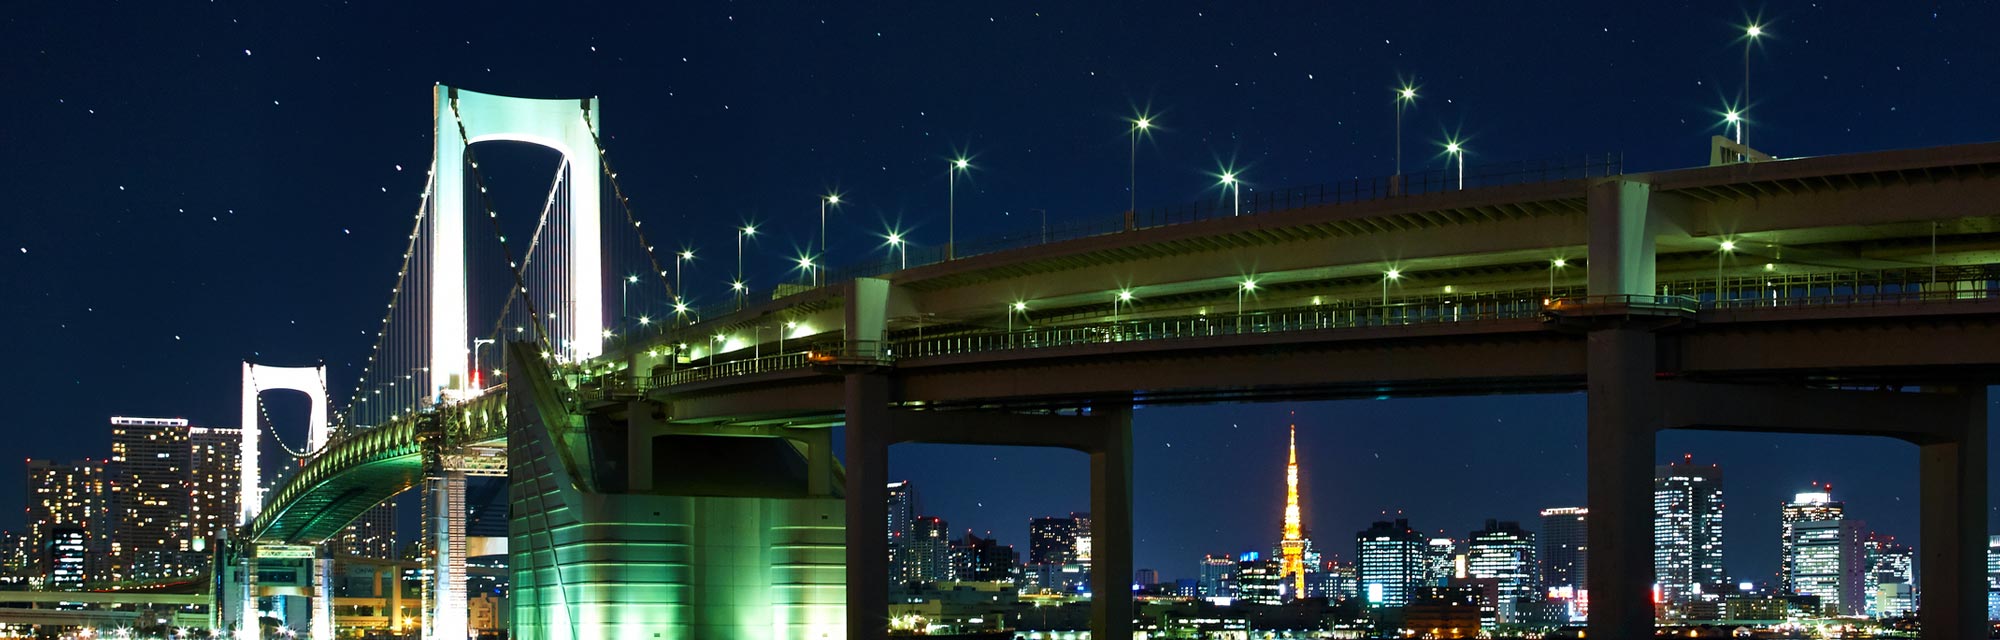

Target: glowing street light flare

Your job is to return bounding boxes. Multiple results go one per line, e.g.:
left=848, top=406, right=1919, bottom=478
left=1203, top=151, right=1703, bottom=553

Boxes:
left=736, top=225, right=757, bottom=309
left=1716, top=240, right=1737, bottom=301
left=1442, top=139, right=1466, bottom=190
left=948, top=156, right=972, bottom=259
left=1218, top=171, right=1242, bottom=216
left=885, top=231, right=908, bottom=269
left=1129, top=114, right=1156, bottom=214
left=1382, top=268, right=1402, bottom=306
left=1550, top=258, right=1567, bottom=295
left=819, top=193, right=842, bottom=261
left=1394, top=84, right=1419, bottom=181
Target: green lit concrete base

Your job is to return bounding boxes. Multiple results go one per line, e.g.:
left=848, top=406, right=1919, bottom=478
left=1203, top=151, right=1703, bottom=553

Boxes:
left=509, top=493, right=845, bottom=640
left=508, top=353, right=844, bottom=639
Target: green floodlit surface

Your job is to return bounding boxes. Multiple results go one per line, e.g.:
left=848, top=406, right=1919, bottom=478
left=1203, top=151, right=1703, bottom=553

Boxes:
left=508, top=349, right=845, bottom=640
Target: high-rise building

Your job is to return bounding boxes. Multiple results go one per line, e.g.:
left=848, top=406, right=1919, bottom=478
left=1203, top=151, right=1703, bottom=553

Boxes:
left=1539, top=507, right=1588, bottom=593
left=1314, top=559, right=1359, bottom=602
left=186, top=425, right=242, bottom=547
left=109, top=416, right=193, bottom=580
left=1357, top=519, right=1429, bottom=608
left=1654, top=456, right=1725, bottom=608
left=952, top=532, right=1016, bottom=582
left=1426, top=537, right=1457, bottom=587
left=25, top=459, right=107, bottom=581
left=0, top=530, right=30, bottom=586
left=1028, top=514, right=1086, bottom=566
left=905, top=516, right=954, bottom=585
left=1235, top=552, right=1285, bottom=605
left=1135, top=568, right=1159, bottom=588
left=1985, top=535, right=2000, bottom=621
left=1198, top=554, right=1236, bottom=598
left=1861, top=532, right=1914, bottom=618
left=339, top=502, right=398, bottom=559
left=1467, top=519, right=1541, bottom=624
left=1780, top=485, right=1844, bottom=595
left=1277, top=425, right=1313, bottom=599
left=887, top=480, right=915, bottom=587
left=1790, top=519, right=1866, bottom=616
left=45, top=526, right=89, bottom=591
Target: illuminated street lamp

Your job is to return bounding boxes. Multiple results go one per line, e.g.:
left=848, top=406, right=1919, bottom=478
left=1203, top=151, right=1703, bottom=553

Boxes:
left=622, top=273, right=638, bottom=321
left=819, top=193, right=841, bottom=259
left=1382, top=269, right=1402, bottom=306
left=675, top=249, right=695, bottom=305
left=1724, top=110, right=1743, bottom=145
left=1742, top=23, right=1764, bottom=147
left=1550, top=258, right=1568, bottom=296
left=736, top=225, right=757, bottom=309
left=471, top=338, right=496, bottom=389
left=1442, top=140, right=1467, bottom=190
left=1219, top=171, right=1241, bottom=217
left=1716, top=240, right=1736, bottom=302
left=885, top=231, right=908, bottom=270
left=1236, top=279, right=1258, bottom=330
left=1395, top=85, right=1419, bottom=178
left=797, top=255, right=818, bottom=287
left=1008, top=301, right=1028, bottom=335
left=1130, top=115, right=1154, bottom=213
left=949, top=157, right=971, bottom=259
left=1115, top=289, right=1135, bottom=321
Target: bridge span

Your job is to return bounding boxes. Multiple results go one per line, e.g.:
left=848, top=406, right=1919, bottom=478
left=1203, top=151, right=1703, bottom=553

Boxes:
left=242, top=86, right=2000, bottom=640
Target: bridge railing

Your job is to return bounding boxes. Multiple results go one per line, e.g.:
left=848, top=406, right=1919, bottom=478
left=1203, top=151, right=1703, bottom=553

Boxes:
left=654, top=350, right=814, bottom=387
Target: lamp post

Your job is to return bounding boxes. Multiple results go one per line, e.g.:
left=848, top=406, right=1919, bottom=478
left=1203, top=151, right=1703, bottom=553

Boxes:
left=622, top=274, right=637, bottom=322
left=781, top=320, right=797, bottom=356
left=471, top=338, right=496, bottom=390
left=676, top=249, right=694, bottom=304
left=1236, top=279, right=1257, bottom=331
left=1382, top=269, right=1402, bottom=307
left=819, top=194, right=840, bottom=259
left=1220, top=172, right=1240, bottom=217
left=1743, top=24, right=1762, bottom=147
left=736, top=225, right=756, bottom=309
left=1550, top=258, right=1567, bottom=296
left=1444, top=141, right=1465, bottom=190
left=1115, top=290, right=1134, bottom=322
left=886, top=232, right=907, bottom=270
left=1716, top=240, right=1736, bottom=303
left=798, top=256, right=818, bottom=288
left=1008, top=301, right=1027, bottom=346
left=1724, top=110, right=1743, bottom=145
left=1130, top=117, right=1152, bottom=214
left=1395, top=86, right=1418, bottom=179
left=949, top=157, right=970, bottom=259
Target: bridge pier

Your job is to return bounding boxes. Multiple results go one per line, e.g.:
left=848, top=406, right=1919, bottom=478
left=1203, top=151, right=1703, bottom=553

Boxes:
left=312, top=554, right=335, bottom=640
left=1584, top=327, right=1660, bottom=640
left=423, top=462, right=469, bottom=640
left=1919, top=387, right=1987, bottom=640
left=843, top=371, right=1135, bottom=640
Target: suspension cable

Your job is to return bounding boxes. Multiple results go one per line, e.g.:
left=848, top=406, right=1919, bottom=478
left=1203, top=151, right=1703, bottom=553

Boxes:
left=482, top=160, right=567, bottom=346
left=246, top=364, right=324, bottom=460
left=338, top=160, right=437, bottom=431
left=580, top=114, right=679, bottom=304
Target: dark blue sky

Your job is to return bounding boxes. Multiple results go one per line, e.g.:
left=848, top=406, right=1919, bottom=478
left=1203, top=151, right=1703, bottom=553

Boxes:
left=6, top=2, right=1998, bottom=584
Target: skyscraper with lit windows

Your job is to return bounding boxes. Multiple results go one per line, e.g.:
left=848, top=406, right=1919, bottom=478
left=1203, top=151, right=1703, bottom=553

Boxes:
left=1357, top=519, right=1429, bottom=608
left=186, top=425, right=241, bottom=550
left=1539, top=507, right=1588, bottom=593
left=25, top=459, right=107, bottom=583
left=1780, top=485, right=1844, bottom=595
left=1654, top=456, right=1725, bottom=608
left=1467, top=519, right=1540, bottom=623
left=109, top=416, right=192, bottom=580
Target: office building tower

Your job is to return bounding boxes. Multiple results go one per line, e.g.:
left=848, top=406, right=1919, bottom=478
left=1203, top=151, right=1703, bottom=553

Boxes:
left=109, top=416, right=193, bottom=580
left=905, top=516, right=954, bottom=585
left=339, top=502, right=398, bottom=559
left=1357, top=519, right=1429, bottom=608
left=1790, top=519, right=1866, bottom=616
left=953, top=532, right=1016, bottom=582
left=1313, top=559, right=1359, bottom=602
left=25, top=459, right=107, bottom=581
left=1467, top=519, right=1541, bottom=623
left=1654, top=456, right=1725, bottom=607
left=1198, top=554, right=1237, bottom=598
left=1277, top=425, right=1314, bottom=599
left=1861, top=532, right=1915, bottom=618
left=1986, top=535, right=2000, bottom=621
left=186, top=425, right=242, bottom=546
left=0, top=531, right=28, bottom=585
left=1540, top=507, right=1588, bottom=592
left=1135, top=568, right=1159, bottom=588
left=1028, top=515, right=1085, bottom=566
left=1235, top=552, right=1285, bottom=605
left=887, top=480, right=916, bottom=586
left=45, top=527, right=89, bottom=590
left=1426, top=537, right=1458, bottom=587
left=1780, top=485, right=1844, bottom=595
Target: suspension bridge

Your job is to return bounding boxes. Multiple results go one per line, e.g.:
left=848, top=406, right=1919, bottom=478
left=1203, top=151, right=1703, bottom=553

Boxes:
left=217, top=85, right=2000, bottom=640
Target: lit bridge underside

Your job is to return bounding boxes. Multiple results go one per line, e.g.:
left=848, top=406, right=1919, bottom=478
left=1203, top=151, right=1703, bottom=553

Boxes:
left=247, top=138, right=2000, bottom=640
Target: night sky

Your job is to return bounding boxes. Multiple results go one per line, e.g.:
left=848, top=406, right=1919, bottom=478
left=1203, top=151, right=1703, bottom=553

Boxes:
left=7, top=2, right=2000, bottom=584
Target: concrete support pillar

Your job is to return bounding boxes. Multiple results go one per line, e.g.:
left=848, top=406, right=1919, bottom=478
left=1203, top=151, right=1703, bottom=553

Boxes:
left=388, top=563, right=404, bottom=631
left=1919, top=388, right=1987, bottom=640
left=311, top=555, right=335, bottom=640
left=843, top=373, right=892, bottom=640
left=799, top=427, right=836, bottom=497
left=1585, top=328, right=1659, bottom=640
left=1088, top=404, right=1135, bottom=640
left=1585, top=179, right=1657, bottom=297
left=424, top=468, right=468, bottom=640
left=236, top=549, right=258, bottom=640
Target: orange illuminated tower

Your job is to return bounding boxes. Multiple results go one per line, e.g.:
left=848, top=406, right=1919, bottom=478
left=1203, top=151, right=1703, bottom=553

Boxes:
left=1280, top=424, right=1307, bottom=597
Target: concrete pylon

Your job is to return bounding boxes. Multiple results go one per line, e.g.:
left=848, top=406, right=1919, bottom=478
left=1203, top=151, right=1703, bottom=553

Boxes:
left=423, top=454, right=469, bottom=640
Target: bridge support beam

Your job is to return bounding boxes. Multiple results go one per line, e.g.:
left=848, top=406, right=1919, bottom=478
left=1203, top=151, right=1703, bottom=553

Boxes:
left=311, top=554, right=335, bottom=640
left=1584, top=328, right=1660, bottom=640
left=1087, top=404, right=1135, bottom=640
left=423, top=465, right=468, bottom=640
left=1919, top=387, right=1987, bottom=640
left=843, top=373, right=894, bottom=640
